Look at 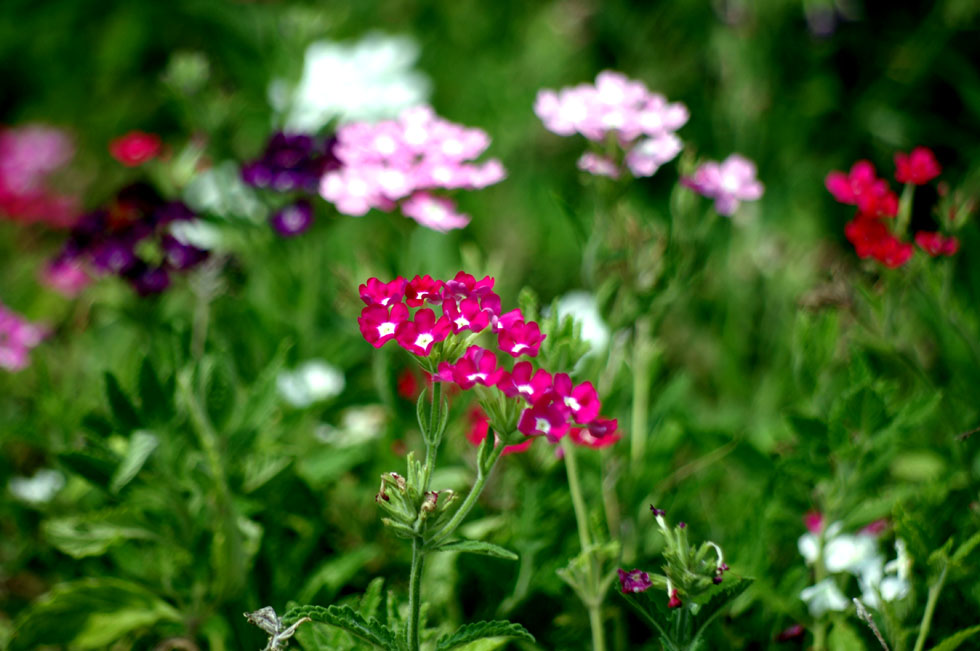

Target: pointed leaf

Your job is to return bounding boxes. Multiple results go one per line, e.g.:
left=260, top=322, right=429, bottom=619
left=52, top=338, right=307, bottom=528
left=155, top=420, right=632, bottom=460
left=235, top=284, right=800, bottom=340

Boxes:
left=11, top=578, right=180, bottom=650
left=42, top=508, right=155, bottom=558
left=138, top=359, right=172, bottom=424
left=928, top=624, right=980, bottom=651
left=435, top=620, right=535, bottom=651
left=619, top=588, right=672, bottom=641
left=281, top=605, right=397, bottom=650
left=110, top=430, right=159, bottom=493
left=57, top=450, right=118, bottom=489
left=690, top=576, right=753, bottom=637
left=104, top=372, right=141, bottom=432
left=432, top=540, right=518, bottom=561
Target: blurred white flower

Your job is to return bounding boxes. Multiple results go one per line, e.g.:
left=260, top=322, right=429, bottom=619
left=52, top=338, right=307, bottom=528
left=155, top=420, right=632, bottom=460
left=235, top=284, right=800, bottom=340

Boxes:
left=9, top=469, right=65, bottom=504
left=270, top=33, right=431, bottom=132
left=800, top=579, right=849, bottom=617
left=555, top=291, right=610, bottom=355
left=315, top=405, right=387, bottom=447
left=183, top=160, right=266, bottom=225
left=277, top=359, right=345, bottom=408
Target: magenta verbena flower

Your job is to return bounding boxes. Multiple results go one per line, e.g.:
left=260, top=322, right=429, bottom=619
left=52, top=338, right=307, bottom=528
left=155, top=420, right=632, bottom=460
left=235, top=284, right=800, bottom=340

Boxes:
left=535, top=71, right=688, bottom=178
left=682, top=154, right=764, bottom=216
left=618, top=568, right=653, bottom=594
left=0, top=303, right=47, bottom=372
left=356, top=271, right=618, bottom=447
left=320, top=107, right=505, bottom=231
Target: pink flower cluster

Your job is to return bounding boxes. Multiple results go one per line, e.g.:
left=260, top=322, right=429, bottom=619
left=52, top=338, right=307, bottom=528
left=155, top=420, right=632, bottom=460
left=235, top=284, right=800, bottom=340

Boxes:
left=321, top=107, right=505, bottom=231
left=0, top=302, right=47, bottom=372
left=357, top=272, right=619, bottom=447
left=682, top=154, right=764, bottom=216
left=0, top=125, right=79, bottom=228
left=827, top=147, right=955, bottom=268
left=534, top=71, right=687, bottom=178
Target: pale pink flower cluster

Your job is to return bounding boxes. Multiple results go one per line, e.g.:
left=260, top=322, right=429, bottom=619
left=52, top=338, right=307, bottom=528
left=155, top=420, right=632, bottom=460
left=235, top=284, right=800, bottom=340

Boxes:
left=534, top=71, right=688, bottom=178
left=682, top=154, right=764, bottom=216
left=0, top=302, right=47, bottom=372
left=320, top=106, right=505, bottom=231
left=0, top=125, right=78, bottom=227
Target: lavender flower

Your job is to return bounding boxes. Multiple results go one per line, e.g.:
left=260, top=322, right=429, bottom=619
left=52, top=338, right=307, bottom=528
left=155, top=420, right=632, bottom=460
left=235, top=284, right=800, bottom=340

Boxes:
left=682, top=154, right=764, bottom=216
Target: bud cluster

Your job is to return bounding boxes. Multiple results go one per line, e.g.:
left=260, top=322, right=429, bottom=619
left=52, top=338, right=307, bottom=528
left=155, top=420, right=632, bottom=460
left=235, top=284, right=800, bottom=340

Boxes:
left=374, top=454, right=458, bottom=538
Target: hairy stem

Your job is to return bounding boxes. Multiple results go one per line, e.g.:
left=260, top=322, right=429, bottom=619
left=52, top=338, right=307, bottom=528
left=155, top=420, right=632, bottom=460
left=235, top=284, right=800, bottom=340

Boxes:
left=407, top=538, right=425, bottom=651
left=630, top=316, right=653, bottom=469
left=427, top=437, right=504, bottom=547
left=562, top=438, right=607, bottom=651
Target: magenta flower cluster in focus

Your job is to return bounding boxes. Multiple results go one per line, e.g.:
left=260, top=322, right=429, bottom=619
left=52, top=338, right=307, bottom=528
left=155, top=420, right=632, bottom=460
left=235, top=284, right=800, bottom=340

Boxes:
left=357, top=272, right=619, bottom=448
left=0, top=303, right=46, bottom=372
left=534, top=71, right=688, bottom=179
left=321, top=107, right=505, bottom=232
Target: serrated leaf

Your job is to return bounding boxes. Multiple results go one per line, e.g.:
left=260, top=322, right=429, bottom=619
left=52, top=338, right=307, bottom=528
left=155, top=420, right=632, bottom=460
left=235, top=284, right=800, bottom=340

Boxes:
left=618, top=589, right=671, bottom=641
left=432, top=540, right=518, bottom=561
left=281, top=605, right=397, bottom=650
left=11, top=578, right=180, bottom=650
left=110, top=430, right=159, bottom=493
left=435, top=620, right=535, bottom=651
left=42, top=508, right=156, bottom=558
left=359, top=578, right=386, bottom=620
left=690, top=577, right=753, bottom=639
left=928, top=624, right=980, bottom=651
left=104, top=372, right=141, bottom=432
left=951, top=530, right=980, bottom=568
left=138, top=358, right=172, bottom=424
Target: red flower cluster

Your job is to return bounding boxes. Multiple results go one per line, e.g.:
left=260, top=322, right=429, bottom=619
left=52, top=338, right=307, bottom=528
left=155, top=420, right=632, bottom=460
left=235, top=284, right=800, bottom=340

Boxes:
left=827, top=147, right=957, bottom=267
left=358, top=271, right=618, bottom=447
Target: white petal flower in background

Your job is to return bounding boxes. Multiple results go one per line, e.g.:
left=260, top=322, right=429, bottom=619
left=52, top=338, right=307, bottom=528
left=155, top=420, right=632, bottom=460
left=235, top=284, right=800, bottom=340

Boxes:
left=9, top=469, right=65, bottom=504
left=315, top=405, right=387, bottom=447
left=270, top=32, right=431, bottom=133
left=555, top=291, right=610, bottom=356
left=276, top=359, right=345, bottom=408
left=800, top=579, right=849, bottom=617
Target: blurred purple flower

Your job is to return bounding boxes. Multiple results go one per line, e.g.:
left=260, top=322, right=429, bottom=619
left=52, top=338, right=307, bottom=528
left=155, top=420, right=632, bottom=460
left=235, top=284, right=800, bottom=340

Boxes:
left=682, top=154, right=764, bottom=216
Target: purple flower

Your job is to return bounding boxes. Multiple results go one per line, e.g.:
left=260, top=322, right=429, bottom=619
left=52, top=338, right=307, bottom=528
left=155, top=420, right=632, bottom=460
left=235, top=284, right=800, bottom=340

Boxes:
left=127, top=264, right=170, bottom=296
left=161, top=235, right=208, bottom=270
left=618, top=568, right=653, bottom=594
left=682, top=154, right=764, bottom=216
left=242, top=133, right=340, bottom=193
left=90, top=238, right=137, bottom=274
left=270, top=199, right=314, bottom=236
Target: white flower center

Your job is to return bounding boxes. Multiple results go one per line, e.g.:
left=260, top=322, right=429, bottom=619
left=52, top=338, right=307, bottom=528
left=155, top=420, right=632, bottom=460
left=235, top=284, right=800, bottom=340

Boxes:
left=564, top=396, right=581, bottom=412
left=467, top=372, right=486, bottom=383
left=534, top=417, right=551, bottom=434
left=378, top=322, right=396, bottom=337
left=414, top=333, right=433, bottom=349
left=510, top=343, right=528, bottom=354
left=454, top=316, right=469, bottom=329
left=517, top=383, right=533, bottom=395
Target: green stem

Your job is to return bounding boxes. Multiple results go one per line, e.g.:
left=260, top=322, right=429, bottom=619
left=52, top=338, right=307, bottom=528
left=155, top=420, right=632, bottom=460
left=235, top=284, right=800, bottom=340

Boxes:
left=407, top=538, right=425, bottom=651
left=630, top=316, right=653, bottom=469
left=562, top=438, right=607, bottom=651
left=812, top=527, right=829, bottom=651
left=427, top=438, right=504, bottom=547
left=420, top=382, right=442, bottom=493
left=912, top=562, right=948, bottom=651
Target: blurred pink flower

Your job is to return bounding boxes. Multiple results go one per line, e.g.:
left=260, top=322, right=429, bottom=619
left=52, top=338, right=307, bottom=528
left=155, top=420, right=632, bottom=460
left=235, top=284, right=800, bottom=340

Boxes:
left=682, top=154, right=764, bottom=216
left=0, top=303, right=47, bottom=372
left=0, top=124, right=78, bottom=227
left=40, top=257, right=91, bottom=297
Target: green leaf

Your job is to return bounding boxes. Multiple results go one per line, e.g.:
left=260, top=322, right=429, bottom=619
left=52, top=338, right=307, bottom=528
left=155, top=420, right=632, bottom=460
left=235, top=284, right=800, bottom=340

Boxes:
left=951, top=530, right=980, bottom=568
left=138, top=358, right=172, bottom=424
left=828, top=619, right=866, bottom=651
left=104, top=372, right=142, bottom=432
left=42, top=508, right=156, bottom=558
left=296, top=545, right=380, bottom=604
left=359, top=577, right=386, bottom=620
left=690, top=577, right=753, bottom=639
left=57, top=450, right=118, bottom=488
left=436, top=620, right=535, bottom=651
left=928, top=624, right=980, bottom=651
left=432, top=540, right=519, bottom=561
left=11, top=578, right=180, bottom=650
left=110, top=430, right=159, bottom=493
left=281, top=605, right=398, bottom=650
left=618, top=589, right=671, bottom=641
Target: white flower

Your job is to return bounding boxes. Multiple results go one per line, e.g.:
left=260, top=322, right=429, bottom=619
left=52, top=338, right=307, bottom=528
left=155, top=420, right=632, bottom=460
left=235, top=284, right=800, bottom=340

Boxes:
left=315, top=405, right=387, bottom=447
left=183, top=160, right=265, bottom=226
left=9, top=469, right=65, bottom=504
left=800, top=579, right=849, bottom=617
left=276, top=359, right=345, bottom=408
left=271, top=33, right=431, bottom=132
left=555, top=291, right=610, bottom=355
